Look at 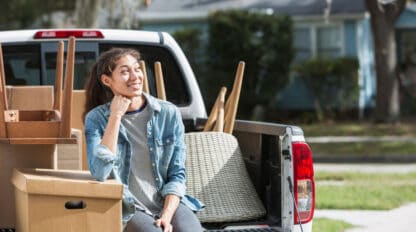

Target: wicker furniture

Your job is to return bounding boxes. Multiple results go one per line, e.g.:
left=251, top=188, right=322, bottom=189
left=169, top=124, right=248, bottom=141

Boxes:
left=185, top=132, right=266, bottom=223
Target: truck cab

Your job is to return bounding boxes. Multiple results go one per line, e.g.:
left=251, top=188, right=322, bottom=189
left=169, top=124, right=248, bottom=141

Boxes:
left=0, top=29, right=315, bottom=232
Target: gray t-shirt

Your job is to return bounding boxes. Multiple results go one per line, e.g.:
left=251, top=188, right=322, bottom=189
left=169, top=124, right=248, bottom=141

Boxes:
left=121, top=105, right=164, bottom=215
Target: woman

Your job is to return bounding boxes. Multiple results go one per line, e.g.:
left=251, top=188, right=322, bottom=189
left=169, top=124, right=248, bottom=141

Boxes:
left=83, top=48, right=204, bottom=232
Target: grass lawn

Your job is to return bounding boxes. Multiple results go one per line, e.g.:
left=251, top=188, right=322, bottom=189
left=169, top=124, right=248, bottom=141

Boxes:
left=310, top=141, right=416, bottom=156
left=300, top=121, right=416, bottom=137
left=312, top=218, right=354, bottom=232
left=316, top=171, right=416, bottom=210
left=299, top=121, right=416, bottom=157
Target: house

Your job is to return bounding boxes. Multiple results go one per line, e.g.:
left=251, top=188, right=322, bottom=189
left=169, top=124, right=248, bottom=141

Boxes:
left=136, top=0, right=416, bottom=117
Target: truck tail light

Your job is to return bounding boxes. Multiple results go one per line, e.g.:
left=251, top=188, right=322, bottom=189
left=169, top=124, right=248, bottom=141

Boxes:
left=292, top=141, right=315, bottom=224
left=34, top=30, right=104, bottom=39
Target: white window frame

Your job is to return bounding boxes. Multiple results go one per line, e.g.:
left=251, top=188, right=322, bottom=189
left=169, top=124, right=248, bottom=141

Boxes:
left=294, top=21, right=345, bottom=59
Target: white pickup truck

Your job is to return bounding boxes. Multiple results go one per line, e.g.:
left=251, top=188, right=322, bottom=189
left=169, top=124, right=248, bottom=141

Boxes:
left=0, top=29, right=315, bottom=232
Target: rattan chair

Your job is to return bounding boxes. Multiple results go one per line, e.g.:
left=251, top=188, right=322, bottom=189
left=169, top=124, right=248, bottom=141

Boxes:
left=185, top=132, right=266, bottom=223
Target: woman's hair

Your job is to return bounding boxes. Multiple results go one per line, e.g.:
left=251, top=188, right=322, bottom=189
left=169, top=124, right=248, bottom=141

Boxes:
left=83, top=48, right=141, bottom=121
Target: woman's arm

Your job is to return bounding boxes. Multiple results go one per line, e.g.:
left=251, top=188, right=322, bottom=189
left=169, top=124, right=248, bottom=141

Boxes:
left=85, top=95, right=131, bottom=181
left=155, top=194, right=180, bottom=232
left=101, top=95, right=131, bottom=153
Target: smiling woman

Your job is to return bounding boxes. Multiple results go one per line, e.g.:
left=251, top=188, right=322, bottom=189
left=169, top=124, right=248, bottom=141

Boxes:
left=83, top=47, right=204, bottom=232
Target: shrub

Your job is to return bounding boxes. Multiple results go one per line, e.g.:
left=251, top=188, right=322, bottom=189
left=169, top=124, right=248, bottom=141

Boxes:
left=205, top=10, right=294, bottom=120
left=294, top=57, right=359, bottom=121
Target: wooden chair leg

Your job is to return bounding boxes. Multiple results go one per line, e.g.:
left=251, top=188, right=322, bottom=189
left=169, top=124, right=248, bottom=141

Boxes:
left=213, top=87, right=226, bottom=132
left=0, top=43, right=7, bottom=138
left=60, top=37, right=75, bottom=138
left=53, top=41, right=64, bottom=113
left=0, top=43, right=8, bottom=111
left=224, top=61, right=245, bottom=134
left=154, top=61, right=166, bottom=100
left=204, top=87, right=227, bottom=132
left=139, top=60, right=150, bottom=94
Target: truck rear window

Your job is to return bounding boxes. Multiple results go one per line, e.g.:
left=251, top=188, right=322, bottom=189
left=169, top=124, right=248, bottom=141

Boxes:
left=44, top=51, right=96, bottom=89
left=2, top=44, right=41, bottom=86
left=2, top=42, right=190, bottom=106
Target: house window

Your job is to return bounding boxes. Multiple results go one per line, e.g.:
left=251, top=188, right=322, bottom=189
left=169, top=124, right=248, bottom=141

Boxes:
left=294, top=23, right=343, bottom=62
left=316, top=25, right=342, bottom=58
left=294, top=27, right=312, bottom=62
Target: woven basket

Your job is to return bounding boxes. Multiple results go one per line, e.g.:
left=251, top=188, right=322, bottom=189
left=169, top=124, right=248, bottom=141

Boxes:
left=185, top=132, right=266, bottom=223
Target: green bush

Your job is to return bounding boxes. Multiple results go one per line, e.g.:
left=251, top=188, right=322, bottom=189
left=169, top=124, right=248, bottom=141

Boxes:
left=205, top=10, right=294, bottom=120
left=172, top=27, right=212, bottom=103
left=172, top=27, right=202, bottom=68
left=294, top=57, right=359, bottom=121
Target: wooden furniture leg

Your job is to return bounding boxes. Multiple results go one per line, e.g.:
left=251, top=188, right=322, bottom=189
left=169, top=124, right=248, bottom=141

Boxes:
left=213, top=87, right=226, bottom=132
left=0, top=44, right=7, bottom=138
left=203, top=87, right=227, bottom=132
left=154, top=61, right=166, bottom=100
left=59, top=37, right=75, bottom=138
left=139, top=60, right=150, bottom=94
left=224, top=61, right=245, bottom=134
left=53, top=41, right=64, bottom=113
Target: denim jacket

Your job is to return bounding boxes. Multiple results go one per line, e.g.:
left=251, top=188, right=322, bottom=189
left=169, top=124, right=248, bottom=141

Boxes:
left=84, top=93, right=204, bottom=224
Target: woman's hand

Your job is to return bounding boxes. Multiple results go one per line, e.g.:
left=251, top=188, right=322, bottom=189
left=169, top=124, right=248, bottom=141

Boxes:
left=100, top=95, right=131, bottom=154
left=110, top=95, right=131, bottom=117
left=155, top=194, right=180, bottom=232
left=155, top=217, right=173, bottom=232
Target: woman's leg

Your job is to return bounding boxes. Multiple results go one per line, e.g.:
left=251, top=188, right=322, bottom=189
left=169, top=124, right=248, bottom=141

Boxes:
left=125, top=210, right=162, bottom=232
left=171, top=204, right=203, bottom=232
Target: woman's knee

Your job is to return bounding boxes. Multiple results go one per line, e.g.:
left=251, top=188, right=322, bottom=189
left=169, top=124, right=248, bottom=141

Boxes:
left=171, top=204, right=203, bottom=232
left=125, top=211, right=162, bottom=232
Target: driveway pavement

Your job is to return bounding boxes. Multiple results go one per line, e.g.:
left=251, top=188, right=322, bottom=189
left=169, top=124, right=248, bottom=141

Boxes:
left=314, top=163, right=416, bottom=232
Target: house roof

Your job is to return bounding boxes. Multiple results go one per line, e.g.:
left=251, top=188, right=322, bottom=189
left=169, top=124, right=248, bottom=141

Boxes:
left=137, top=0, right=367, bottom=22
left=246, top=0, right=366, bottom=16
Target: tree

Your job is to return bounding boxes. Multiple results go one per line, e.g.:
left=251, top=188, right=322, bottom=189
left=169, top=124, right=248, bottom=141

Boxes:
left=0, top=0, right=74, bottom=29
left=365, top=0, right=406, bottom=122
left=206, top=10, right=294, bottom=121
left=74, top=0, right=150, bottom=28
left=74, top=0, right=102, bottom=27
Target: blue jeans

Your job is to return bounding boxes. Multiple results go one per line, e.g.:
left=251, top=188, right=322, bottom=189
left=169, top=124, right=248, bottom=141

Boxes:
left=125, top=204, right=203, bottom=232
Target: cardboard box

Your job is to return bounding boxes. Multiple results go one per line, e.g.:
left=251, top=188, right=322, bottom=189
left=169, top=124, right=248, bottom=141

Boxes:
left=12, top=168, right=123, bottom=232
left=72, top=90, right=88, bottom=170
left=6, top=86, right=54, bottom=110
left=0, top=144, right=57, bottom=229
left=57, top=129, right=82, bottom=170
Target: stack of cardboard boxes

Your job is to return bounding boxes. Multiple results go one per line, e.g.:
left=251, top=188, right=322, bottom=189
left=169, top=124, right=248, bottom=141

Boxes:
left=0, top=37, right=122, bottom=231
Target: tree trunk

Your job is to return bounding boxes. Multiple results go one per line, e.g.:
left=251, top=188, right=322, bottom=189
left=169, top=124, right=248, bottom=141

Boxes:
left=365, top=0, right=406, bottom=123
left=74, top=0, right=102, bottom=28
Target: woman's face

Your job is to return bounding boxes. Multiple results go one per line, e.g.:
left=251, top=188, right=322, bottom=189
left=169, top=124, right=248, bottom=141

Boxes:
left=101, top=54, right=144, bottom=98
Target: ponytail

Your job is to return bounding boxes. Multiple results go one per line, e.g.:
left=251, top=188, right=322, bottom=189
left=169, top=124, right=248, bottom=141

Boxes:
left=83, top=62, right=113, bottom=121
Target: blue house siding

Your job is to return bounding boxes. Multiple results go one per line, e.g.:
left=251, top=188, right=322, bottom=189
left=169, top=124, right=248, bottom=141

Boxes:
left=276, top=18, right=365, bottom=111
left=344, top=20, right=357, bottom=57
left=396, top=6, right=416, bottom=29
